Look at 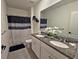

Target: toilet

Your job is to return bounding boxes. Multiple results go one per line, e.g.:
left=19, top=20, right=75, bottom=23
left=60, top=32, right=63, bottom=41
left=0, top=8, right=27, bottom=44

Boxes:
left=24, top=39, right=32, bottom=48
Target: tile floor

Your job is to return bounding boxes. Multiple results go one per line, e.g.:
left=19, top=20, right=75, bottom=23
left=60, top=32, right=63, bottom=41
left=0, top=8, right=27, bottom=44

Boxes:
left=8, top=46, right=38, bottom=59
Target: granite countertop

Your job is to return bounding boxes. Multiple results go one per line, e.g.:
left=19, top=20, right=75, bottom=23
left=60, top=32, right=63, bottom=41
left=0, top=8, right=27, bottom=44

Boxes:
left=32, top=33, right=78, bottom=59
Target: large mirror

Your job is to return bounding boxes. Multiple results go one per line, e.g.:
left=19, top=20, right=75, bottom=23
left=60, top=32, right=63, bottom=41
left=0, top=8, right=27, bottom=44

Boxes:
left=40, top=0, right=78, bottom=39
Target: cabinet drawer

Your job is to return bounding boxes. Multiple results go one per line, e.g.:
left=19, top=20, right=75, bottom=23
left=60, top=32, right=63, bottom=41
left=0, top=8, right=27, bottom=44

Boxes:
left=41, top=42, right=69, bottom=59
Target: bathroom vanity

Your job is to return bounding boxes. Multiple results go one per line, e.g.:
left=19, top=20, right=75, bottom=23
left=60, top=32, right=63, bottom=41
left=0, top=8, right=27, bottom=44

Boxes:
left=31, top=34, right=77, bottom=59
left=31, top=0, right=78, bottom=59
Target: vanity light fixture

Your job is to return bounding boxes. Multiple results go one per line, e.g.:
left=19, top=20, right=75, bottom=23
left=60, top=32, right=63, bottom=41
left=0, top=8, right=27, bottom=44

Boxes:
left=33, top=16, right=39, bottom=22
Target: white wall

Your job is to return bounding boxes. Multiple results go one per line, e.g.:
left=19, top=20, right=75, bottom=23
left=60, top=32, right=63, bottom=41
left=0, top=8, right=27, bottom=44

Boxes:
left=31, top=7, right=34, bottom=33
left=32, top=0, right=61, bottom=33
left=1, top=0, right=12, bottom=59
left=7, top=7, right=31, bottom=17
left=1, top=0, right=12, bottom=47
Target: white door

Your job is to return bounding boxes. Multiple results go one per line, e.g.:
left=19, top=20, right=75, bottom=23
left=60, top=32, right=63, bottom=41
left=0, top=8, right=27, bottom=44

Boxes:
left=69, top=11, right=78, bottom=39
left=69, top=11, right=78, bottom=35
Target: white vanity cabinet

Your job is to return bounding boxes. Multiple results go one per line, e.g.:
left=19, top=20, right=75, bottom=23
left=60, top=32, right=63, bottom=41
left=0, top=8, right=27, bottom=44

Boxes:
left=32, top=36, right=69, bottom=59
left=41, top=42, right=69, bottom=59
left=41, top=44, right=57, bottom=59
left=32, top=36, right=41, bottom=59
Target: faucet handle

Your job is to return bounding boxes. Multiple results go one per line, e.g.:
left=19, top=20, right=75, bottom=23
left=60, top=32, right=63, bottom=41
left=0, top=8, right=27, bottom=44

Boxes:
left=63, top=39, right=68, bottom=42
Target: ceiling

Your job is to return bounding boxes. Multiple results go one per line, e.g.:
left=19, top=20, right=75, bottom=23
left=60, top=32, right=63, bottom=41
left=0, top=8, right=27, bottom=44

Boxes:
left=6, top=0, right=41, bottom=10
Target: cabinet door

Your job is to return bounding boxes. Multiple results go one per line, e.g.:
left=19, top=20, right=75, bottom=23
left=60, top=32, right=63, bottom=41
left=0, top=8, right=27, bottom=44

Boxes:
left=41, top=42, right=69, bottom=59
left=41, top=45, right=57, bottom=59
left=32, top=36, right=41, bottom=59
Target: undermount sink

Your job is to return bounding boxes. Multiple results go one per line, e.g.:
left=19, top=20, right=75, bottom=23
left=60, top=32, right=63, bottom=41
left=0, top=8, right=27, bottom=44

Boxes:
left=50, top=41, right=69, bottom=48
left=36, top=34, right=44, bottom=37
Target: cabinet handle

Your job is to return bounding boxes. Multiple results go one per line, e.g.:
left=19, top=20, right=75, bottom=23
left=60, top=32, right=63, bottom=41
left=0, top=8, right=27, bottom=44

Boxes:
left=49, top=56, right=53, bottom=59
left=49, top=55, right=56, bottom=59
